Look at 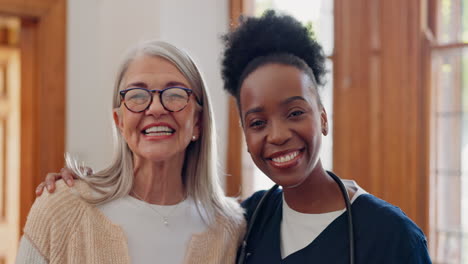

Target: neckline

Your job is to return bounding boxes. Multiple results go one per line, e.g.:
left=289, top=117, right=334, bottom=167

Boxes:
left=282, top=179, right=366, bottom=216
left=125, top=194, right=190, bottom=227
left=280, top=192, right=361, bottom=261
left=126, top=194, right=189, bottom=208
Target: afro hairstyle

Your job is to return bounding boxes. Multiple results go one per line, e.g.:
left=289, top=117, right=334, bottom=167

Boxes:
left=221, top=10, right=326, bottom=99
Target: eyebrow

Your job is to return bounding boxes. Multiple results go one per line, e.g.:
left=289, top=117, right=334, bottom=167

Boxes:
left=126, top=81, right=189, bottom=89
left=243, top=96, right=306, bottom=120
left=244, top=106, right=265, bottom=120
left=281, top=96, right=307, bottom=105
left=166, top=81, right=189, bottom=88
left=127, top=82, right=148, bottom=88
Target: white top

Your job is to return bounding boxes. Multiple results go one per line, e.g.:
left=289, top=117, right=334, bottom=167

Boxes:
left=281, top=180, right=367, bottom=259
left=98, top=195, right=208, bottom=264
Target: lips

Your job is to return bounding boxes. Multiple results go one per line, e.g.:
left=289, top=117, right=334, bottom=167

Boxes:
left=266, top=149, right=303, bottom=169
left=141, top=123, right=175, bottom=136
left=271, top=151, right=299, bottom=163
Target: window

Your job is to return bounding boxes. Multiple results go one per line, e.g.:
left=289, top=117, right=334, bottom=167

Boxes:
left=430, top=0, right=468, bottom=263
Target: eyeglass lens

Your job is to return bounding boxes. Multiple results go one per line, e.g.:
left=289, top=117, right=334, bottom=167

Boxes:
left=123, top=87, right=190, bottom=112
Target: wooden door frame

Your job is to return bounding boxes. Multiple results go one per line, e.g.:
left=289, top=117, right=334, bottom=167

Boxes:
left=0, top=0, right=66, bottom=233
left=333, top=0, right=430, bottom=234
left=225, top=0, right=244, bottom=196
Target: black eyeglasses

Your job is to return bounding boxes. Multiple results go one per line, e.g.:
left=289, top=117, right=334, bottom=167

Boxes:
left=119, top=86, right=198, bottom=113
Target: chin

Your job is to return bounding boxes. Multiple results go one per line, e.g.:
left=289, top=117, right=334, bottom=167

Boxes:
left=137, top=151, right=170, bottom=162
left=269, top=175, right=305, bottom=189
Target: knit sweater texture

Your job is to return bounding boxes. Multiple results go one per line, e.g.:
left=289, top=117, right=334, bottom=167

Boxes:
left=17, top=180, right=245, bottom=264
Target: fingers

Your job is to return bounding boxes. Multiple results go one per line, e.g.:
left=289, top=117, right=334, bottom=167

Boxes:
left=35, top=182, right=46, bottom=196
left=61, top=168, right=76, bottom=186
left=44, top=173, right=60, bottom=193
left=39, top=166, right=89, bottom=196
left=38, top=166, right=83, bottom=196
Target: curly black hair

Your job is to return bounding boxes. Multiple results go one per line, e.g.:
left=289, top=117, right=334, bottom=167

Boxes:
left=221, top=10, right=326, bottom=101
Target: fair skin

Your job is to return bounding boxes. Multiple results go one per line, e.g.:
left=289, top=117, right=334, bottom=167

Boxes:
left=37, top=55, right=201, bottom=205
left=116, top=55, right=200, bottom=204
left=240, top=63, right=355, bottom=213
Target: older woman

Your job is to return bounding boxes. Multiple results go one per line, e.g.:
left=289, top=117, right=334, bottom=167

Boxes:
left=16, top=40, right=245, bottom=264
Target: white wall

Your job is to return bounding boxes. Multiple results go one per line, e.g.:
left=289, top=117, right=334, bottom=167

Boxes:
left=159, top=0, right=230, bottom=175
left=66, top=0, right=230, bottom=177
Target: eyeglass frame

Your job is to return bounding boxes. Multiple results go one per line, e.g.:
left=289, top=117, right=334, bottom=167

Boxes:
left=119, top=86, right=201, bottom=113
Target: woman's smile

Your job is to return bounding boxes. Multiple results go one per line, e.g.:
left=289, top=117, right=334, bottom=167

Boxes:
left=116, top=55, right=201, bottom=163
left=240, top=63, right=326, bottom=188
left=141, top=122, right=176, bottom=140
left=266, top=149, right=304, bottom=169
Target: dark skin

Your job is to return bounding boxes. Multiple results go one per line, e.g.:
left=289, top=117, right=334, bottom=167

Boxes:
left=38, top=63, right=355, bottom=215
left=36, top=168, right=76, bottom=195
left=240, top=63, right=355, bottom=213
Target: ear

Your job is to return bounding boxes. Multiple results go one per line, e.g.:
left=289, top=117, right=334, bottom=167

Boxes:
left=113, top=108, right=124, bottom=134
left=321, top=107, right=329, bottom=136
left=192, top=110, right=202, bottom=140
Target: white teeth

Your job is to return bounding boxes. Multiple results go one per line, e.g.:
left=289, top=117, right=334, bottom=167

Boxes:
left=272, top=151, right=299, bottom=163
left=147, top=132, right=172, bottom=136
left=144, top=126, right=174, bottom=134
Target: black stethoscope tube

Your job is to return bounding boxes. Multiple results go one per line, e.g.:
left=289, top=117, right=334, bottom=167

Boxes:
left=332, top=172, right=355, bottom=264
left=237, top=173, right=355, bottom=264
left=237, top=184, right=280, bottom=263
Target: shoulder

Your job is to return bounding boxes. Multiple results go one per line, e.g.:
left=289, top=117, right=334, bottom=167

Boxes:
left=24, top=179, right=93, bottom=227
left=201, top=209, right=246, bottom=260
left=186, top=207, right=246, bottom=263
left=27, top=180, right=92, bottom=217
left=241, top=190, right=266, bottom=211
left=354, top=194, right=428, bottom=248
left=23, top=180, right=95, bottom=255
left=212, top=198, right=247, bottom=237
left=212, top=214, right=246, bottom=238
left=355, top=194, right=420, bottom=228
left=241, top=187, right=282, bottom=208
left=241, top=187, right=282, bottom=221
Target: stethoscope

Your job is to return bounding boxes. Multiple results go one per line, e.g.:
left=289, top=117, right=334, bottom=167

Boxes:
left=237, top=172, right=355, bottom=264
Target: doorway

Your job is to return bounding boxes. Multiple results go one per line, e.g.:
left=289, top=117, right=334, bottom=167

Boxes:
left=0, top=1, right=66, bottom=262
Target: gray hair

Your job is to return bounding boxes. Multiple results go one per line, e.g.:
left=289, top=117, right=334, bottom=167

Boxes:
left=67, top=40, right=243, bottom=225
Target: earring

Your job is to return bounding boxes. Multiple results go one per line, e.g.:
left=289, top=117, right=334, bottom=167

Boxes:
left=192, top=135, right=197, bottom=141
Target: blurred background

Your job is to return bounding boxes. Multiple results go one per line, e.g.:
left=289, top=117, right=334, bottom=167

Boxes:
left=0, top=0, right=466, bottom=263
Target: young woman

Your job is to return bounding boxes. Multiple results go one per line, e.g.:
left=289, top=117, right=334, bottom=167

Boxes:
left=221, top=11, right=432, bottom=263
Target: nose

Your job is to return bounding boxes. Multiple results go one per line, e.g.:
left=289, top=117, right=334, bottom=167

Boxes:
left=266, top=119, right=291, bottom=145
left=145, top=93, right=169, bottom=117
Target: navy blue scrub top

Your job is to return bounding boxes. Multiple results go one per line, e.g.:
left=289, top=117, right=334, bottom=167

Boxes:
left=240, top=179, right=432, bottom=263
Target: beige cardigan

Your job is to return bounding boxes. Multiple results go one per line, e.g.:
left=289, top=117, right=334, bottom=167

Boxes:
left=17, top=181, right=246, bottom=264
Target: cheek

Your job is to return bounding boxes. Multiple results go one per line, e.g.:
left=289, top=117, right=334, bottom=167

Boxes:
left=175, top=109, right=197, bottom=135
left=303, top=116, right=322, bottom=135
left=303, top=126, right=323, bottom=153
left=122, top=114, right=136, bottom=129
left=120, top=112, right=142, bottom=140
left=181, top=121, right=195, bottom=137
left=245, top=132, right=262, bottom=159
